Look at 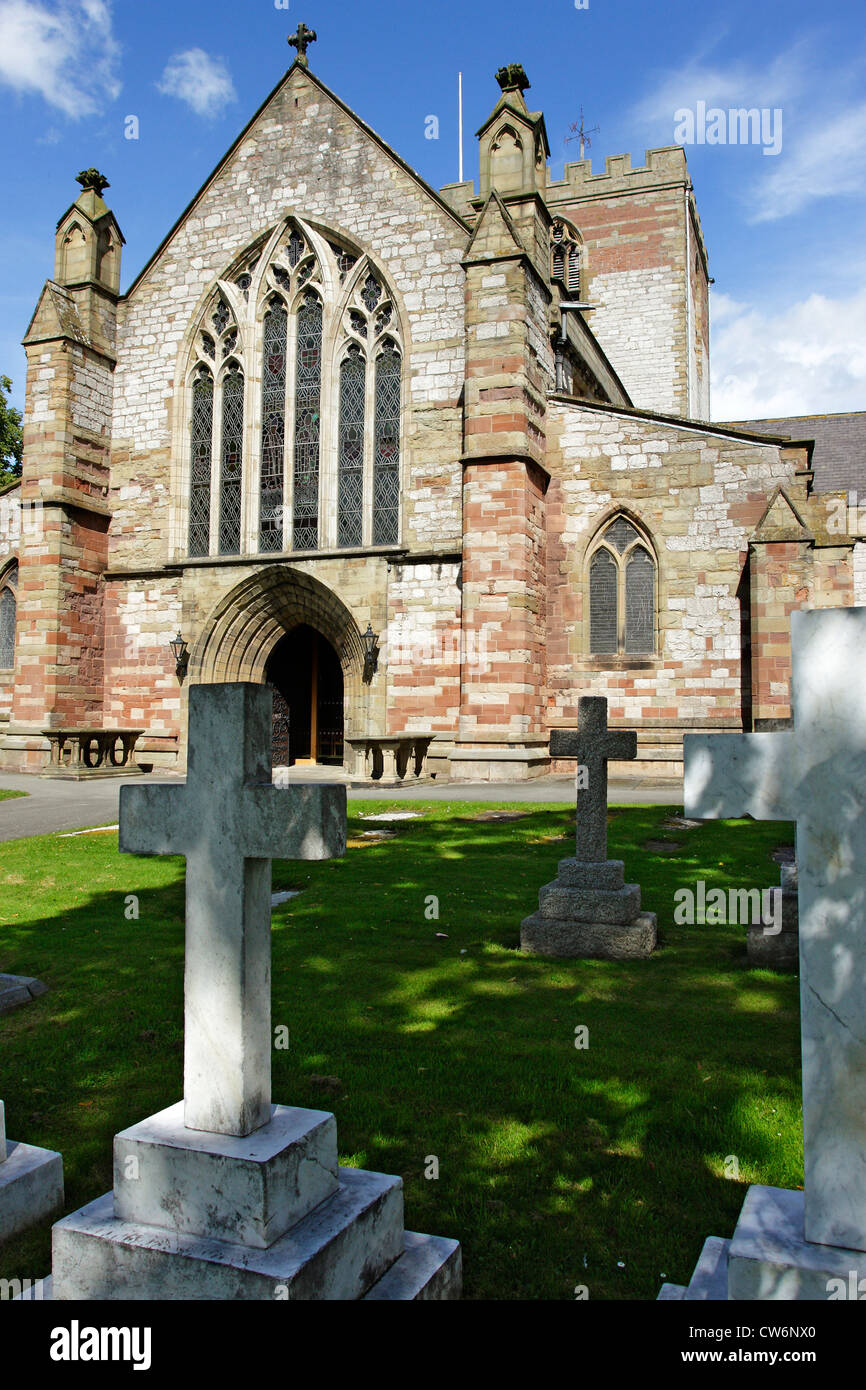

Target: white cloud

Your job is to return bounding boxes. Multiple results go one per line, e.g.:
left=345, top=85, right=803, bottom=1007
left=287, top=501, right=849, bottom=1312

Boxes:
left=634, top=37, right=866, bottom=222
left=710, top=288, right=866, bottom=420
left=0, top=0, right=120, bottom=118
left=157, top=49, right=236, bottom=119
left=750, top=104, right=866, bottom=222
left=633, top=42, right=809, bottom=126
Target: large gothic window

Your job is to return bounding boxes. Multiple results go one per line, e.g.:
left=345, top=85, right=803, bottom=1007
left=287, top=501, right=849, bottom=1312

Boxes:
left=588, top=516, right=655, bottom=655
left=0, top=565, right=17, bottom=668
left=185, top=221, right=402, bottom=558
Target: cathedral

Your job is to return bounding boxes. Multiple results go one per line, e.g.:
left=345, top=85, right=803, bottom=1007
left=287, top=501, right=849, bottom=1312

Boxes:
left=0, top=37, right=863, bottom=781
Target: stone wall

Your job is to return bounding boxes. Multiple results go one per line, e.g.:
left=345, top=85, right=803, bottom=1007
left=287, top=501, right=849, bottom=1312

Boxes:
left=544, top=400, right=815, bottom=768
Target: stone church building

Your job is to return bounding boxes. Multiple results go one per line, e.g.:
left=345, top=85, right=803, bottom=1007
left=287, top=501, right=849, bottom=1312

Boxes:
left=1, top=44, right=863, bottom=780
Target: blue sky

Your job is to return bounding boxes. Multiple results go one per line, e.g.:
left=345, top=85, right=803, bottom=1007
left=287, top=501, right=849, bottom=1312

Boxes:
left=1, top=0, right=864, bottom=420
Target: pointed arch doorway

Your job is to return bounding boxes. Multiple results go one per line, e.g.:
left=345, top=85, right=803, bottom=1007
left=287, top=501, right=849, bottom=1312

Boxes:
left=266, top=624, right=344, bottom=767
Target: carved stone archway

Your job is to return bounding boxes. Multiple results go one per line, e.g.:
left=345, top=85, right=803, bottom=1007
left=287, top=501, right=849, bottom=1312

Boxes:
left=188, top=566, right=367, bottom=761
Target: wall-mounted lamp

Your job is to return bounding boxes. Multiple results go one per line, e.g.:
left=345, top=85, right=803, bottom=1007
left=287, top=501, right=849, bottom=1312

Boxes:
left=362, top=622, right=379, bottom=681
left=169, top=632, right=189, bottom=680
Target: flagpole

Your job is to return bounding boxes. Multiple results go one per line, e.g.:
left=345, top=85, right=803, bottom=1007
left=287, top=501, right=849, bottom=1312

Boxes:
left=458, top=71, right=464, bottom=182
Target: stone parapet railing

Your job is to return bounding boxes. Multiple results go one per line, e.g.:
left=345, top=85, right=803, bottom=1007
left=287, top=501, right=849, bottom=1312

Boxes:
left=41, top=728, right=145, bottom=779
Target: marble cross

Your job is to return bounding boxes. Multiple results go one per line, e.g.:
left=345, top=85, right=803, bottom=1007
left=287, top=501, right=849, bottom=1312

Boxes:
left=685, top=606, right=866, bottom=1253
left=119, top=683, right=345, bottom=1139
left=551, top=697, right=636, bottom=862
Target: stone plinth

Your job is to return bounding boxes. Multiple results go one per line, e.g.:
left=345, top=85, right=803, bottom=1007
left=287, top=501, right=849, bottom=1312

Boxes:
left=521, top=857, right=657, bottom=959
left=0, top=1100, right=64, bottom=1244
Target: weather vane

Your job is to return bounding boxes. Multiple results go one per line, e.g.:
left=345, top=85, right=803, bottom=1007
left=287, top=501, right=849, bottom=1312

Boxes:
left=565, top=107, right=600, bottom=160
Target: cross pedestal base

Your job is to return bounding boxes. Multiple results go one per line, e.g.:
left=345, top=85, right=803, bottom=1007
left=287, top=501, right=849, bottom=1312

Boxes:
left=520, top=857, right=657, bottom=959
left=0, top=1139, right=64, bottom=1243
left=50, top=1104, right=461, bottom=1301
left=659, top=1185, right=866, bottom=1301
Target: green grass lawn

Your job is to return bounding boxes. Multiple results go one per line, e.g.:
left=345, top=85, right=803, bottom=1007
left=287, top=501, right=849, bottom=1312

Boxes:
left=0, top=789, right=26, bottom=801
left=0, top=801, right=799, bottom=1300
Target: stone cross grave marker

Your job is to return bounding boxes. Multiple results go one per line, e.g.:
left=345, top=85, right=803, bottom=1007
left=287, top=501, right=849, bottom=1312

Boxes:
left=550, top=697, right=637, bottom=862
left=685, top=606, right=866, bottom=1257
left=521, top=697, right=655, bottom=959
left=119, top=682, right=345, bottom=1138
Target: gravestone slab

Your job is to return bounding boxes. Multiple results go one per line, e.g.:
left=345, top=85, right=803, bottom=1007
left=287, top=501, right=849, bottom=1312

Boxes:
left=662, top=607, right=866, bottom=1300
left=0, top=1098, right=64, bottom=1244
left=0, top=974, right=48, bottom=1016
left=747, top=862, right=798, bottom=972
left=48, top=683, right=461, bottom=1300
left=521, top=699, right=656, bottom=958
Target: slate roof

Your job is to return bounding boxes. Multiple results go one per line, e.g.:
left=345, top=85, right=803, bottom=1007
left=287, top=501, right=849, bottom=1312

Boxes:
left=721, top=413, right=866, bottom=495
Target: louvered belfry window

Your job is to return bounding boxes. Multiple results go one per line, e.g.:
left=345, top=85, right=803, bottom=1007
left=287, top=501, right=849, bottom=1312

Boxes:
left=218, top=363, right=244, bottom=554
left=373, top=340, right=401, bottom=545
left=338, top=345, right=365, bottom=548
left=589, top=517, right=655, bottom=655
left=293, top=292, right=322, bottom=551
left=259, top=299, right=287, bottom=553
left=188, top=368, right=213, bottom=557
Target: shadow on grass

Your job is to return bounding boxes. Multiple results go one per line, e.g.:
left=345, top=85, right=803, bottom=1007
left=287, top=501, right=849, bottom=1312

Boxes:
left=0, top=803, right=799, bottom=1299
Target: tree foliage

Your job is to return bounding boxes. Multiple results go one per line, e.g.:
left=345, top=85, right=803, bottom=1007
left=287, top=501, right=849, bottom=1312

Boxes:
left=0, top=376, right=23, bottom=490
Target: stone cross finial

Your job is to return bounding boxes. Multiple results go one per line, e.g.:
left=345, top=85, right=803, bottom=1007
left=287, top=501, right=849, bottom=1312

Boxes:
left=76, top=168, right=110, bottom=197
left=495, top=64, right=530, bottom=93
left=685, top=606, right=866, bottom=1254
left=551, top=697, right=637, bottom=861
left=119, top=683, right=345, bottom=1139
left=289, top=22, right=317, bottom=65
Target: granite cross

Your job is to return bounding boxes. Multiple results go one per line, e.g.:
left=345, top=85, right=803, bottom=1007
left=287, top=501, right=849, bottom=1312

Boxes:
left=550, top=697, right=636, bottom=862
left=119, top=683, right=345, bottom=1139
left=685, top=606, right=866, bottom=1253
left=289, top=22, right=317, bottom=65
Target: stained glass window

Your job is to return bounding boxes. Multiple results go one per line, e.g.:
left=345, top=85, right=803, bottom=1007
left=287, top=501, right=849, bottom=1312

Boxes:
left=0, top=580, right=16, bottom=668
left=361, top=273, right=382, bottom=311
left=349, top=310, right=367, bottom=338
left=201, top=332, right=215, bottom=359
left=212, top=299, right=230, bottom=335
left=607, top=517, right=639, bottom=553
left=259, top=299, right=287, bottom=553
left=374, top=304, right=392, bottom=336
left=219, top=363, right=244, bottom=554
left=589, top=520, right=656, bottom=656
left=293, top=293, right=322, bottom=551
left=273, top=265, right=291, bottom=291
left=189, top=367, right=213, bottom=557
left=373, top=340, right=400, bottom=545
left=338, top=346, right=365, bottom=548
left=589, top=549, right=618, bottom=654
left=287, top=230, right=305, bottom=267
left=625, top=547, right=654, bottom=653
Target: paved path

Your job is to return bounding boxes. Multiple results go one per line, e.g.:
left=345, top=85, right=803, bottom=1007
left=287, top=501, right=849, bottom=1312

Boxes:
left=0, top=768, right=683, bottom=842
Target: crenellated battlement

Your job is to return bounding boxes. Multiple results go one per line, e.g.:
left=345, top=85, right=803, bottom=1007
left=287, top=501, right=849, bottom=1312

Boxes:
left=546, top=146, right=690, bottom=201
